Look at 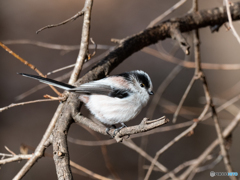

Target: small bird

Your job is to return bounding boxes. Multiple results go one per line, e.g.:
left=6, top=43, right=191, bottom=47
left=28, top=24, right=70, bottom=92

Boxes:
left=18, top=70, right=154, bottom=136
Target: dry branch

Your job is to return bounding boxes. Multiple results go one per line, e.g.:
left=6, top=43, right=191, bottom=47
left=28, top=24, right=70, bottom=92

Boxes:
left=70, top=161, right=113, bottom=180
left=0, top=99, right=59, bottom=113
left=51, top=1, right=93, bottom=180
left=36, top=10, right=84, bottom=34
left=0, top=154, right=32, bottom=165
left=74, top=115, right=169, bottom=143
left=68, top=0, right=93, bottom=85
left=147, top=0, right=188, bottom=28
left=0, top=42, right=62, bottom=96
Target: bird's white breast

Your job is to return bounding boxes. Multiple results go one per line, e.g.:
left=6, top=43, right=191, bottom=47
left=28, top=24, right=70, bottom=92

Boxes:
left=84, top=91, right=149, bottom=125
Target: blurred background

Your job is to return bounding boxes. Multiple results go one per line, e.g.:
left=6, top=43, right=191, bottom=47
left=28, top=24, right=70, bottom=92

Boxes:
left=0, top=0, right=240, bottom=179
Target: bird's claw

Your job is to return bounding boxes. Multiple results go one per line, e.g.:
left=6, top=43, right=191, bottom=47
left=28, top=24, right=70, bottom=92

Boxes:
left=106, top=125, right=116, bottom=138
left=106, top=123, right=129, bottom=139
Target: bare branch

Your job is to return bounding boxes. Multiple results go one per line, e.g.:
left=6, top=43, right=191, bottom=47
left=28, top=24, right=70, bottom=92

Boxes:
left=0, top=99, right=59, bottom=113
left=4, top=146, right=16, bottom=156
left=0, top=154, right=32, bottom=165
left=158, top=155, right=215, bottom=179
left=36, top=9, right=85, bottom=34
left=70, top=161, right=113, bottom=180
left=224, top=0, right=240, bottom=44
left=142, top=47, right=240, bottom=70
left=148, top=0, right=188, bottom=28
left=74, top=114, right=169, bottom=143
left=68, top=0, right=93, bottom=85
left=0, top=41, right=62, bottom=96
left=211, top=107, right=236, bottom=179
left=2, top=39, right=113, bottom=52
left=172, top=75, right=196, bottom=123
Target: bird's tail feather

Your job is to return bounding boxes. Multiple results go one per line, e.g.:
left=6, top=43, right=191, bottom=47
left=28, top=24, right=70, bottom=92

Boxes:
left=18, top=73, right=75, bottom=90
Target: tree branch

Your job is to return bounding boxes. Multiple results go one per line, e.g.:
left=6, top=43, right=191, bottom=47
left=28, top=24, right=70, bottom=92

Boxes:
left=36, top=9, right=85, bottom=34
left=51, top=1, right=93, bottom=180
left=68, top=0, right=93, bottom=84
left=74, top=115, right=169, bottom=143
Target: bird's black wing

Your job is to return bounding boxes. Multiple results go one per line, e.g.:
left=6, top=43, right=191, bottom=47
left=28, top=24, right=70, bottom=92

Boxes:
left=71, top=82, right=131, bottom=98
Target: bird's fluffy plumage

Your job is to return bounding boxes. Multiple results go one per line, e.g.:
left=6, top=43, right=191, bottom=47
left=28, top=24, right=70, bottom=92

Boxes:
left=18, top=70, right=153, bottom=125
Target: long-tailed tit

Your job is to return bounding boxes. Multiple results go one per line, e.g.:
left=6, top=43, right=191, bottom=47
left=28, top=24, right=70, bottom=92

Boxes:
left=18, top=70, right=154, bottom=136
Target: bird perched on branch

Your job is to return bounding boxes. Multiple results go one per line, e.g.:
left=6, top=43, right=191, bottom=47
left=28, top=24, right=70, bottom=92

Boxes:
left=18, top=70, right=154, bottom=137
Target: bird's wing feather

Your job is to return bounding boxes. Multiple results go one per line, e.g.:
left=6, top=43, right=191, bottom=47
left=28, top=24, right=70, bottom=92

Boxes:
left=70, top=82, right=113, bottom=95
left=70, top=81, right=131, bottom=98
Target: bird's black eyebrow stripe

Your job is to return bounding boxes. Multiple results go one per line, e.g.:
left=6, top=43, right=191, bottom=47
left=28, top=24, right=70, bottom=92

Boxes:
left=117, top=71, right=150, bottom=89
left=136, top=73, right=150, bottom=89
left=109, top=89, right=130, bottom=99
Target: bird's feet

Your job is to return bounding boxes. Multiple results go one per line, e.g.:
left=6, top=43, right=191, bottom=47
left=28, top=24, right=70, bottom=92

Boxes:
left=106, top=123, right=129, bottom=138
left=106, top=125, right=116, bottom=138
left=113, top=123, right=128, bottom=137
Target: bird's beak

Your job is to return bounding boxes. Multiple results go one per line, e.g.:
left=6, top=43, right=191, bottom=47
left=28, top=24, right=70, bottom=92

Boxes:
left=148, top=91, right=154, bottom=95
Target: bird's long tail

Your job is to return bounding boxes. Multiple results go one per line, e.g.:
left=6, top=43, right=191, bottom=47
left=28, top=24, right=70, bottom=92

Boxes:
left=18, top=73, right=76, bottom=90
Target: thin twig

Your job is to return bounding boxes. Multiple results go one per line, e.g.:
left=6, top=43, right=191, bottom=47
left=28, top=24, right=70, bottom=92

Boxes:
left=0, top=154, right=32, bottom=165
left=36, top=9, right=85, bottom=34
left=158, top=155, right=215, bottom=180
left=87, top=37, right=97, bottom=60
left=47, top=64, right=75, bottom=76
left=172, top=75, right=196, bottom=123
left=122, top=140, right=169, bottom=173
left=0, top=99, right=59, bottom=113
left=211, top=107, right=236, bottom=179
left=2, top=39, right=113, bottom=52
left=4, top=146, right=16, bottom=156
left=148, top=0, right=188, bottom=28
left=70, top=160, right=113, bottom=180
left=142, top=47, right=240, bottom=70
left=224, top=0, right=240, bottom=44
left=0, top=41, right=62, bottom=96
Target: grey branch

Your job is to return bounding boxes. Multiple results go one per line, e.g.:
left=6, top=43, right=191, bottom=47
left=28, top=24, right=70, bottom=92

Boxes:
left=74, top=114, right=169, bottom=143
left=0, top=154, right=32, bottom=165
left=36, top=10, right=85, bottom=34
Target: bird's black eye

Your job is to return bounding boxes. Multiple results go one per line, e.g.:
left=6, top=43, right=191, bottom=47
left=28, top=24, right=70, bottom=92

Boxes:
left=140, top=83, right=145, bottom=88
